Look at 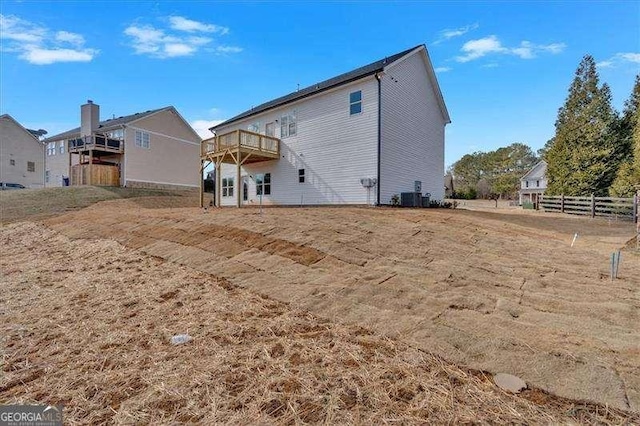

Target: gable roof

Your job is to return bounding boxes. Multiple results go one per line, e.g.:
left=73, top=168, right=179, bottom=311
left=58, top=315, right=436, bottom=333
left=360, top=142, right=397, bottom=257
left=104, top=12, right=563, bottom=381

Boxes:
left=0, top=114, right=41, bottom=143
left=521, top=160, right=548, bottom=180
left=44, top=106, right=171, bottom=142
left=212, top=44, right=443, bottom=130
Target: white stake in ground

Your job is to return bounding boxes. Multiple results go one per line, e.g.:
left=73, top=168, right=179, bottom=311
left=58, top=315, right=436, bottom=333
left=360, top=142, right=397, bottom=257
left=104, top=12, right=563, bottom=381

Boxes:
left=571, top=233, right=578, bottom=247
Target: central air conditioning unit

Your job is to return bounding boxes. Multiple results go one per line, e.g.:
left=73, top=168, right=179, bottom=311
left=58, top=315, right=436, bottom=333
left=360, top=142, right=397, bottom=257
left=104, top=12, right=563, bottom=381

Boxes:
left=400, top=192, right=422, bottom=207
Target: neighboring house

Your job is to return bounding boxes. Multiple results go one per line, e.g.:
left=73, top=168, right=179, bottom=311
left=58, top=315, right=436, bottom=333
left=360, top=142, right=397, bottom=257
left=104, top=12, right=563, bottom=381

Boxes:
left=202, top=44, right=450, bottom=207
left=0, top=114, right=44, bottom=188
left=519, top=160, right=547, bottom=205
left=43, top=101, right=201, bottom=190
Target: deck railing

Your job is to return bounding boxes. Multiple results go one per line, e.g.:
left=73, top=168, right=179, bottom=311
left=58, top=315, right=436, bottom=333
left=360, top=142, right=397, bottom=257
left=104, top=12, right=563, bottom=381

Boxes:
left=201, top=129, right=280, bottom=157
left=69, top=134, right=123, bottom=152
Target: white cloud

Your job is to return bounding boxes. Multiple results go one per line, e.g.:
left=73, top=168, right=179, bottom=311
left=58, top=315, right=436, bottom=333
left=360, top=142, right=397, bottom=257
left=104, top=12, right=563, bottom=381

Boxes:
left=191, top=119, right=225, bottom=138
left=434, top=66, right=452, bottom=73
left=169, top=16, right=229, bottom=35
left=596, top=60, right=614, bottom=69
left=596, top=52, right=640, bottom=69
left=19, top=47, right=94, bottom=65
left=124, top=16, right=238, bottom=59
left=55, top=31, right=84, bottom=46
left=456, top=35, right=506, bottom=62
left=0, top=14, right=97, bottom=65
left=617, top=52, right=640, bottom=63
left=216, top=45, right=242, bottom=54
left=455, top=35, right=565, bottom=63
left=433, top=23, right=478, bottom=45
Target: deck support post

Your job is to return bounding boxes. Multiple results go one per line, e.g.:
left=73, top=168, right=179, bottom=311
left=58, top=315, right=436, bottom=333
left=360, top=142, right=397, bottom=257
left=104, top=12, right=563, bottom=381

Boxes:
left=215, top=158, right=222, bottom=208
left=236, top=152, right=242, bottom=208
left=68, top=150, right=72, bottom=186
left=199, top=159, right=204, bottom=208
left=88, top=149, right=93, bottom=186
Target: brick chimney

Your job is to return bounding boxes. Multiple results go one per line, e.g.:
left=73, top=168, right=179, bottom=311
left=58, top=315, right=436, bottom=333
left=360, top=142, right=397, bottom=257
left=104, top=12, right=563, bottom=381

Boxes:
left=81, top=100, right=100, bottom=137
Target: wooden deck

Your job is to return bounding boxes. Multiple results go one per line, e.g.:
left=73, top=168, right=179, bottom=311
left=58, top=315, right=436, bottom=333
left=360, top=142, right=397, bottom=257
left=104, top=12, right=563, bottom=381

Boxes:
left=201, top=129, right=280, bottom=164
left=69, top=134, right=123, bottom=154
left=199, top=129, right=281, bottom=208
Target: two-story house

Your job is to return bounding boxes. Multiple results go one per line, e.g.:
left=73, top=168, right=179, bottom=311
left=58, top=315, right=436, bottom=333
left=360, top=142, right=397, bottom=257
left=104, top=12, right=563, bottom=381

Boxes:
left=519, top=160, right=547, bottom=206
left=44, top=101, right=201, bottom=190
left=201, top=44, right=450, bottom=207
left=0, top=114, right=44, bottom=188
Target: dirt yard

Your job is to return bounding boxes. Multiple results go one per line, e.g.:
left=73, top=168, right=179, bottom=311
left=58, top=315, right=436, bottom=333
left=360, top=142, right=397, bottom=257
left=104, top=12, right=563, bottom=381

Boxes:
left=2, top=192, right=639, bottom=422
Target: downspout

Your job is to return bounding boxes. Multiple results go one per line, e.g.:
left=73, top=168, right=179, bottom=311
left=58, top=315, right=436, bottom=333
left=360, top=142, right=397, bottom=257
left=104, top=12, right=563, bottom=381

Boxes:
left=376, top=72, right=383, bottom=206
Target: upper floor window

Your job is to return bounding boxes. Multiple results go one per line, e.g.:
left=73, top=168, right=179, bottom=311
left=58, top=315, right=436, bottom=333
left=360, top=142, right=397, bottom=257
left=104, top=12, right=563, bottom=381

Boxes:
left=248, top=122, right=260, bottom=133
left=280, top=111, right=297, bottom=138
left=536, top=180, right=540, bottom=187
left=298, top=169, right=305, bottom=183
left=256, top=173, right=271, bottom=195
left=350, top=90, right=362, bottom=115
left=525, top=181, right=529, bottom=188
left=47, top=142, right=56, bottom=156
left=107, top=129, right=124, bottom=139
left=9, top=159, right=15, bottom=166
left=27, top=161, right=35, bottom=172
left=265, top=122, right=275, bottom=137
left=135, top=130, right=150, bottom=149
left=59, top=141, right=65, bottom=154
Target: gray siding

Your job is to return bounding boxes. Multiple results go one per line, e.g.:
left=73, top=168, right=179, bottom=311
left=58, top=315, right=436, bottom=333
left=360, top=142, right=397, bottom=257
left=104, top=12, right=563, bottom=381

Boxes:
left=380, top=50, right=447, bottom=203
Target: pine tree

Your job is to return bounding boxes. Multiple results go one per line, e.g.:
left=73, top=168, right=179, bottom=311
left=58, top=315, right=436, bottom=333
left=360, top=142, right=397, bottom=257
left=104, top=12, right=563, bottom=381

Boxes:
left=546, top=55, right=618, bottom=196
left=610, top=77, right=640, bottom=197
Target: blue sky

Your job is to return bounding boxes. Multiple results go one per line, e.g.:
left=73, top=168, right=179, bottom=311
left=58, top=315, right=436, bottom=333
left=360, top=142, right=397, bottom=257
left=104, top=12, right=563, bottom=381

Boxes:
left=1, top=1, right=638, bottom=166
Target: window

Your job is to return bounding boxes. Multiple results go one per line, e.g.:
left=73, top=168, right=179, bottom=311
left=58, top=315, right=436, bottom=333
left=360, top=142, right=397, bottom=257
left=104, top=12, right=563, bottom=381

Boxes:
left=47, top=142, right=56, bottom=156
left=9, top=159, right=15, bottom=166
left=536, top=180, right=540, bottom=187
left=27, top=161, right=35, bottom=172
left=45, top=170, right=50, bottom=183
left=265, top=122, right=275, bottom=137
left=222, top=177, right=234, bottom=197
left=135, top=130, right=150, bottom=149
left=107, top=129, right=124, bottom=139
left=280, top=111, right=297, bottom=138
left=350, top=90, right=362, bottom=115
left=525, top=181, right=529, bottom=188
left=256, top=173, right=271, bottom=195
left=59, top=140, right=65, bottom=154
left=248, top=122, right=260, bottom=133
left=298, top=169, right=305, bottom=183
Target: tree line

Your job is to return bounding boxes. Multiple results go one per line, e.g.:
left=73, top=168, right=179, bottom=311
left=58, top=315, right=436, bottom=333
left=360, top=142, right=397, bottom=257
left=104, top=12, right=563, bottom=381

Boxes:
left=449, top=55, right=639, bottom=199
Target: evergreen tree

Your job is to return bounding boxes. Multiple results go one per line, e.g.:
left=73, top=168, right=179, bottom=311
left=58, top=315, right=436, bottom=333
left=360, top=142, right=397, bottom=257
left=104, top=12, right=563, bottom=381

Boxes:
left=546, top=55, right=618, bottom=196
left=610, top=78, right=640, bottom=197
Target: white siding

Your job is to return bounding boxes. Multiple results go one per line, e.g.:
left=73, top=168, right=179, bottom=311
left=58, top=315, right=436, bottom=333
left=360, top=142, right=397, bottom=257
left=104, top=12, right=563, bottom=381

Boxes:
left=380, top=50, right=447, bottom=203
left=217, top=77, right=379, bottom=206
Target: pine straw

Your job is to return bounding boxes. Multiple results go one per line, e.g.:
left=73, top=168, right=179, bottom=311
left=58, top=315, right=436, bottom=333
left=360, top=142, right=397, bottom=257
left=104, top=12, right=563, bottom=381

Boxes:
left=1, top=222, right=637, bottom=424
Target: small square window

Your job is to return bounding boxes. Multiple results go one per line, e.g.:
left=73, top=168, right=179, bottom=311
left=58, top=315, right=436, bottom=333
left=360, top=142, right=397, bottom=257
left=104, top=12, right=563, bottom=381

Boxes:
left=9, top=159, right=15, bottom=166
left=298, top=169, right=305, bottom=183
left=27, top=161, right=35, bottom=172
left=350, top=90, right=362, bottom=115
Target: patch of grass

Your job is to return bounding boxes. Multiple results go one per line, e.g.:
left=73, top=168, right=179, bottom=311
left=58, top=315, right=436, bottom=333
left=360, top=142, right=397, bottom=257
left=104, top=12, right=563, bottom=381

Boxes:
left=0, top=186, right=195, bottom=224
